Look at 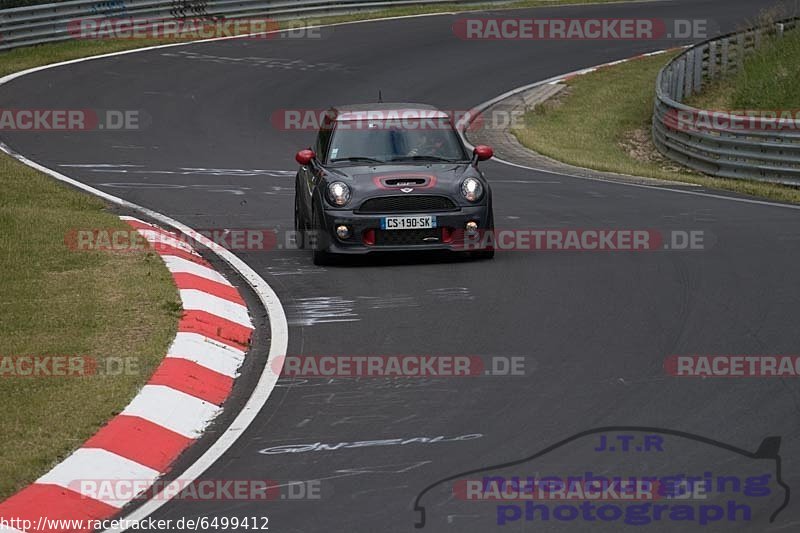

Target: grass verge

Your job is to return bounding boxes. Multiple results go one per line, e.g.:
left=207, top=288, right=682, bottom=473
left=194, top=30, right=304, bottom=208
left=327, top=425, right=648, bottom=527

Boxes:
left=687, top=28, right=800, bottom=110
left=511, top=52, right=800, bottom=204
left=0, top=156, right=181, bottom=499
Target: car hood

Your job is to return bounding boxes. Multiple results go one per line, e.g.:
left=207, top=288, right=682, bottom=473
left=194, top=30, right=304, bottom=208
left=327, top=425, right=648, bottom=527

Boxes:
left=322, top=163, right=486, bottom=207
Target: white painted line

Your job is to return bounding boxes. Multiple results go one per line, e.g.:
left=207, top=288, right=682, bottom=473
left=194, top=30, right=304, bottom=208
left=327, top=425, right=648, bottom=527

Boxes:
left=37, top=448, right=160, bottom=508
left=121, top=385, right=222, bottom=439
left=120, top=215, right=156, bottom=226
left=643, top=49, right=670, bottom=56
left=167, top=332, right=245, bottom=378
left=179, top=289, right=252, bottom=328
left=491, top=155, right=800, bottom=211
left=161, top=255, right=230, bottom=285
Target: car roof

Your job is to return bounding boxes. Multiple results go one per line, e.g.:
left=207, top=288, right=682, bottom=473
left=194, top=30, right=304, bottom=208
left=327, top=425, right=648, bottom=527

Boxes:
left=329, top=103, right=450, bottom=121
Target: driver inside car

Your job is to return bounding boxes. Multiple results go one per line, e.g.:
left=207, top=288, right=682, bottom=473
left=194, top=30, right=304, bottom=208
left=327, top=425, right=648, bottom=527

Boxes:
left=406, top=131, right=446, bottom=157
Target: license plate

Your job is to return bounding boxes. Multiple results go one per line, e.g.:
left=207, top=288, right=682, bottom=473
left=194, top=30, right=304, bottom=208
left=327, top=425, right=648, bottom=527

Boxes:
left=381, top=215, right=437, bottom=230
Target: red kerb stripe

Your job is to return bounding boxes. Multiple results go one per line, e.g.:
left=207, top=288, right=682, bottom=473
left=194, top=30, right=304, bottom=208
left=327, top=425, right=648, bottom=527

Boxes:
left=82, top=415, right=193, bottom=472
left=172, top=272, right=243, bottom=305
left=148, top=358, right=233, bottom=405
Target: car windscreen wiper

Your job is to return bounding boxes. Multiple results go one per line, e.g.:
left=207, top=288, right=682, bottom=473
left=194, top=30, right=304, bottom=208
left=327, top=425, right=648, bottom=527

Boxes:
left=388, top=155, right=463, bottom=163
left=329, top=156, right=384, bottom=164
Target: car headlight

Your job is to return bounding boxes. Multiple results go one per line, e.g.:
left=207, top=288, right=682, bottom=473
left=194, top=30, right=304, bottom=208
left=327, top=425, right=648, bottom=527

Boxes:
left=327, top=181, right=351, bottom=206
left=461, top=177, right=484, bottom=202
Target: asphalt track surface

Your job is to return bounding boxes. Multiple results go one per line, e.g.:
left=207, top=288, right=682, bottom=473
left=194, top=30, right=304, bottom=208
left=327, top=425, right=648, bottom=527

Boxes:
left=3, top=0, right=800, bottom=531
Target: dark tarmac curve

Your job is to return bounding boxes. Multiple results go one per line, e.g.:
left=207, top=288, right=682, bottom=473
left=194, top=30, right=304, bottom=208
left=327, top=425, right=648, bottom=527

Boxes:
left=2, top=0, right=800, bottom=531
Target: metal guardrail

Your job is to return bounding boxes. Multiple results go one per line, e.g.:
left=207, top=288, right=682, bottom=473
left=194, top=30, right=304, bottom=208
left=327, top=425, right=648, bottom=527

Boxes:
left=0, top=0, right=494, bottom=51
left=652, top=18, right=800, bottom=185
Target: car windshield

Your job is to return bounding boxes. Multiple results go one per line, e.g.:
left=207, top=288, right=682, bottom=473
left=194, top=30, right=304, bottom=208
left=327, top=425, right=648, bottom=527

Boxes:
left=326, top=119, right=468, bottom=164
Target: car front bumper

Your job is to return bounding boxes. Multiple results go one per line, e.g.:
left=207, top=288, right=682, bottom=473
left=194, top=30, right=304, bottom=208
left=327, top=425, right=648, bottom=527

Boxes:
left=314, top=205, right=493, bottom=255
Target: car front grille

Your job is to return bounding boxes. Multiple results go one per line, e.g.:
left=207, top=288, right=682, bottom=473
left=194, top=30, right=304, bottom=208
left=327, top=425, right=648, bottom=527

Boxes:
left=357, top=195, right=457, bottom=214
left=375, top=228, right=443, bottom=246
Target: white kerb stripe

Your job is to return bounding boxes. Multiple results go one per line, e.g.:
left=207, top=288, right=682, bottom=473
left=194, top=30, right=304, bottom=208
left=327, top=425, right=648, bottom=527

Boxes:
left=122, top=385, right=221, bottom=439
left=179, top=289, right=252, bottom=328
left=167, top=332, right=245, bottom=378
left=120, top=215, right=156, bottom=227
left=36, top=448, right=160, bottom=508
left=162, top=255, right=231, bottom=285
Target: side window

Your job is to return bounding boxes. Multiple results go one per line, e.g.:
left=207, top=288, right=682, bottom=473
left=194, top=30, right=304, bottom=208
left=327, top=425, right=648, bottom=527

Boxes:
left=315, top=115, right=334, bottom=161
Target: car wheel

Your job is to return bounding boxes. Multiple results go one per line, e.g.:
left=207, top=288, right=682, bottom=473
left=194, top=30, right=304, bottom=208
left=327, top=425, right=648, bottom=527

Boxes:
left=313, top=248, right=333, bottom=265
left=470, top=249, right=495, bottom=260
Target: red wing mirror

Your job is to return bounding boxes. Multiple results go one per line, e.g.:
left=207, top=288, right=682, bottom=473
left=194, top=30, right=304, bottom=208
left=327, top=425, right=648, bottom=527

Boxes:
left=295, top=149, right=316, bottom=166
left=474, top=145, right=494, bottom=161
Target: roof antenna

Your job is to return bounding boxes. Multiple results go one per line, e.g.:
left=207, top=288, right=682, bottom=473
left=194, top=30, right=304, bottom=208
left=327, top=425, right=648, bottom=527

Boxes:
left=378, top=89, right=383, bottom=103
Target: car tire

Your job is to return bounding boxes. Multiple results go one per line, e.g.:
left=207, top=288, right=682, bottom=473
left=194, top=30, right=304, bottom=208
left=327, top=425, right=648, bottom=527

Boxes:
left=470, top=249, right=495, bottom=260
left=313, top=249, right=333, bottom=265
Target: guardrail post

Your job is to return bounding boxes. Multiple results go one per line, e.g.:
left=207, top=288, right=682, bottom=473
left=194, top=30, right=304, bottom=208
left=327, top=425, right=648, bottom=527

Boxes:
left=667, top=69, right=675, bottom=99
left=721, top=38, right=729, bottom=74
left=736, top=32, right=746, bottom=71
left=668, top=67, right=676, bottom=99
left=693, top=46, right=704, bottom=93
left=675, top=59, right=685, bottom=102
left=708, top=41, right=717, bottom=78
left=684, top=51, right=694, bottom=98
